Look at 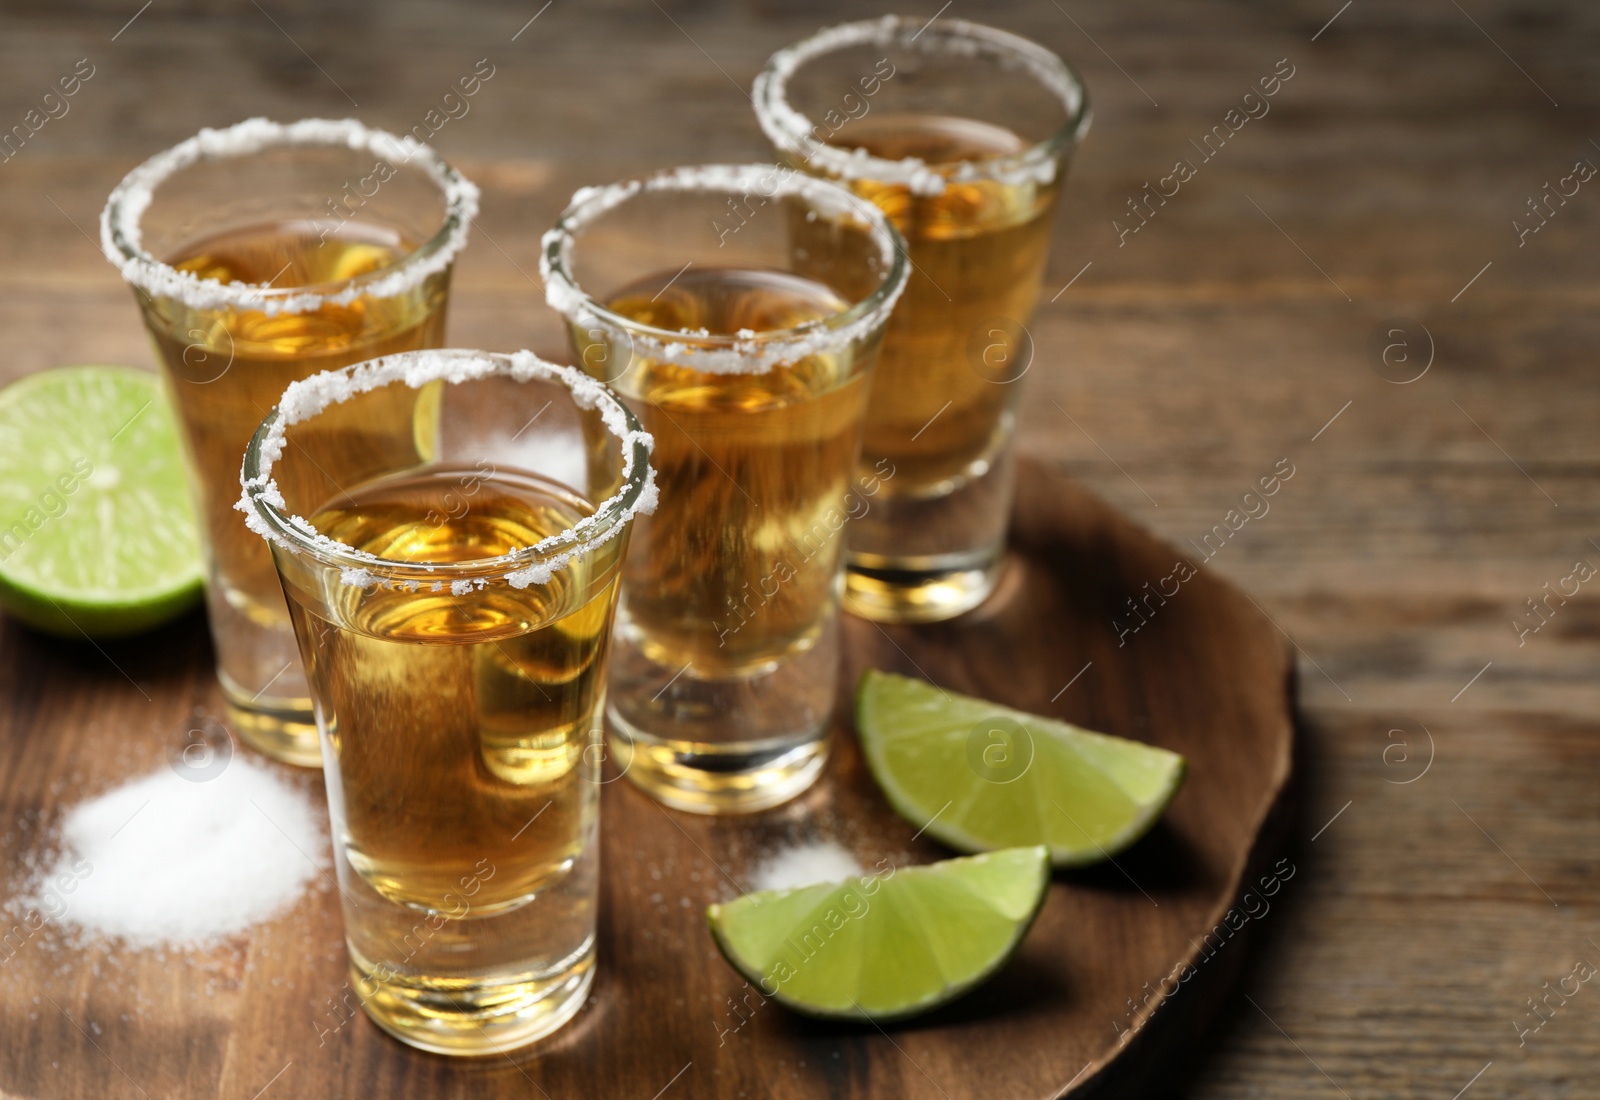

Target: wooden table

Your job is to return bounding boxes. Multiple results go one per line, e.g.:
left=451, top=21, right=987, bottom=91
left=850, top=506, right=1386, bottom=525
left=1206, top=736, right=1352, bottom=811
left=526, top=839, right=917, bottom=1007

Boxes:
left=1, top=1, right=1595, bottom=1096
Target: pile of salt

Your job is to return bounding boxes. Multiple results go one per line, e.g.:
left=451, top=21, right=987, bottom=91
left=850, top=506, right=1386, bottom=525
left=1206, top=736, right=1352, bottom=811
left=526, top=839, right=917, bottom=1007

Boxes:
left=749, top=840, right=865, bottom=892
left=15, top=758, right=326, bottom=948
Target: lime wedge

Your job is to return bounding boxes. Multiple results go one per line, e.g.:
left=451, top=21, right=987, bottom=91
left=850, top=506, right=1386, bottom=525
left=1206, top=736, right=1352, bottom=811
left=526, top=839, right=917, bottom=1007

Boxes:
left=708, top=846, right=1049, bottom=1021
left=0, top=366, right=202, bottom=638
left=856, top=671, right=1186, bottom=867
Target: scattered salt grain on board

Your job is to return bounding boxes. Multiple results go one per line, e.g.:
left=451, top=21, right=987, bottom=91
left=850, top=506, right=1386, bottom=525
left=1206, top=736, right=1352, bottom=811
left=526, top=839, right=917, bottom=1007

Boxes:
left=16, top=758, right=326, bottom=948
left=749, top=840, right=864, bottom=892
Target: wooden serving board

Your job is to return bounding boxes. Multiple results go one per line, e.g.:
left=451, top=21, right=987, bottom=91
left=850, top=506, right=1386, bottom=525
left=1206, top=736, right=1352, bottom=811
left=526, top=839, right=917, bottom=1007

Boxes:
left=0, top=455, right=1294, bottom=1100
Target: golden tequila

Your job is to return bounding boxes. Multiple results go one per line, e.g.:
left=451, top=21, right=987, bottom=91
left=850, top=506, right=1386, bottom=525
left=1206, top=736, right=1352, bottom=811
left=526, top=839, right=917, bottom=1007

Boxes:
left=820, top=113, right=1059, bottom=494
left=754, top=21, right=1086, bottom=617
left=145, top=219, right=449, bottom=762
left=282, top=463, right=618, bottom=1053
left=545, top=163, right=902, bottom=813
left=598, top=267, right=867, bottom=676
left=780, top=110, right=1071, bottom=623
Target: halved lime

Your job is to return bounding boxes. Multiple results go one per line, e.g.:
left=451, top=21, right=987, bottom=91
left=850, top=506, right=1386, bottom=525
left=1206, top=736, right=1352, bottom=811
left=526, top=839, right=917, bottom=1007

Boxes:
left=857, top=671, right=1186, bottom=867
left=708, top=846, right=1049, bottom=1021
left=0, top=366, right=202, bottom=637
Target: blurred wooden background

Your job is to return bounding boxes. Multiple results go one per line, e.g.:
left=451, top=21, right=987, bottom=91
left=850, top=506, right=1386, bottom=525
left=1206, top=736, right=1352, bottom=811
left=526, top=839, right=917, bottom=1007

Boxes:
left=1, top=0, right=1597, bottom=1096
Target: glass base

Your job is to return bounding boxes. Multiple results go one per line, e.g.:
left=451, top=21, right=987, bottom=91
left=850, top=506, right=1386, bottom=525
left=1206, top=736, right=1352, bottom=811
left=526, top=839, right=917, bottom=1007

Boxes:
left=844, top=546, right=1004, bottom=624
left=607, top=719, right=830, bottom=814
left=220, top=676, right=321, bottom=768
left=349, top=940, right=594, bottom=1056
left=849, top=418, right=1018, bottom=624
left=605, top=606, right=838, bottom=814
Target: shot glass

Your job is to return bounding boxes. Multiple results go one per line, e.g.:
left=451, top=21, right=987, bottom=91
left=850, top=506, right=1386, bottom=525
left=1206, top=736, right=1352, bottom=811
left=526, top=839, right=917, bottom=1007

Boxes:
left=239, top=349, right=655, bottom=1054
left=542, top=164, right=907, bottom=814
left=755, top=18, right=1091, bottom=622
left=102, top=118, right=478, bottom=766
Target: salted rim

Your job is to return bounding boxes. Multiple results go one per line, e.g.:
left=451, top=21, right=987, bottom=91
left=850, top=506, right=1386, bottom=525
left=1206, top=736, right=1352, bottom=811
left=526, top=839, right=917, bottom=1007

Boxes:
left=101, top=117, right=480, bottom=317
left=540, top=163, right=908, bottom=375
left=237, top=349, right=657, bottom=591
left=752, top=16, right=1091, bottom=197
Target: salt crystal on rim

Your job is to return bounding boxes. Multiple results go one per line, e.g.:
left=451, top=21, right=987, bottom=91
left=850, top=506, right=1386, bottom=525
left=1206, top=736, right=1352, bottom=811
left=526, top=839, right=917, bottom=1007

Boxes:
left=752, top=15, right=1090, bottom=196
left=237, top=349, right=656, bottom=589
left=541, top=163, right=907, bottom=376
left=100, top=117, right=479, bottom=317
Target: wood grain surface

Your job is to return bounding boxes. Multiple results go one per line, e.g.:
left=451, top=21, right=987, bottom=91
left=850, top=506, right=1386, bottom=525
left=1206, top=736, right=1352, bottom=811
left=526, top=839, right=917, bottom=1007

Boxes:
left=1, top=0, right=1597, bottom=1096
left=0, top=458, right=1295, bottom=1099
